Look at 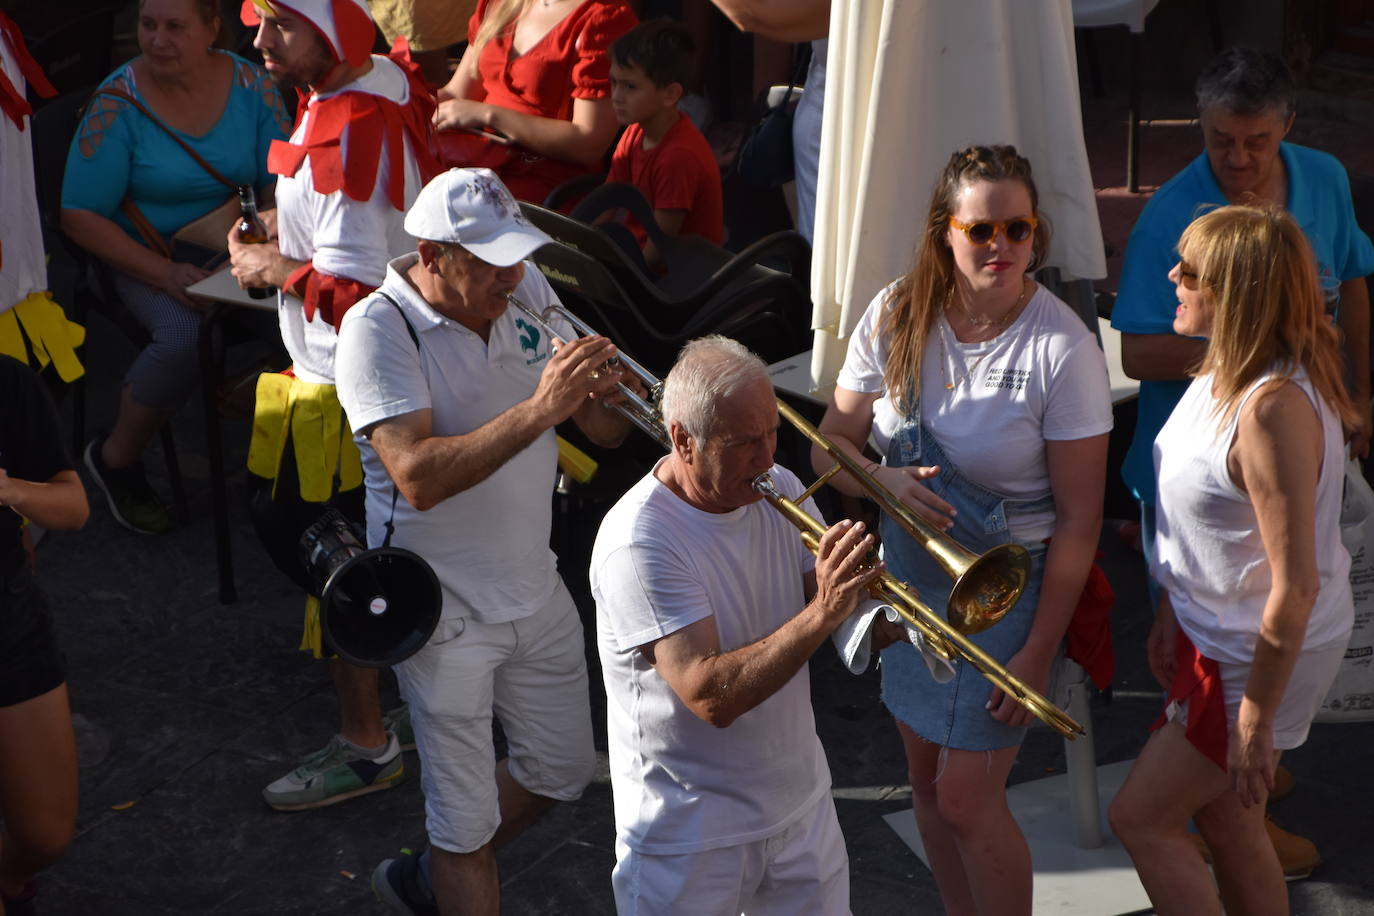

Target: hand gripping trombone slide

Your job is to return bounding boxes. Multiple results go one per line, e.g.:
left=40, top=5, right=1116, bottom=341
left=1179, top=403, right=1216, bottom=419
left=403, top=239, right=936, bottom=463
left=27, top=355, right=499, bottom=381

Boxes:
left=506, top=294, right=1084, bottom=738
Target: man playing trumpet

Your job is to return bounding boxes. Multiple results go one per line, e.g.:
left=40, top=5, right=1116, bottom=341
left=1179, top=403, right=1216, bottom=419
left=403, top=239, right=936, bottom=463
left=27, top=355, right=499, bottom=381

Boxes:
left=591, top=336, right=884, bottom=915
left=335, top=167, right=635, bottom=915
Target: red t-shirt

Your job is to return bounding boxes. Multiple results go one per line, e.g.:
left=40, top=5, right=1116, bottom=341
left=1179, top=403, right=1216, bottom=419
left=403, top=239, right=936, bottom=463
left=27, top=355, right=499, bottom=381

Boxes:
left=442, top=0, right=636, bottom=203
left=606, top=114, right=724, bottom=246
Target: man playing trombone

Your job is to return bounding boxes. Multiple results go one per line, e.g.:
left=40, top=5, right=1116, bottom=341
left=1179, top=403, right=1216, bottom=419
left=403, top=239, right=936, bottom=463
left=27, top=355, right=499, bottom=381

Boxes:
left=591, top=336, right=883, bottom=915
left=334, top=167, right=635, bottom=915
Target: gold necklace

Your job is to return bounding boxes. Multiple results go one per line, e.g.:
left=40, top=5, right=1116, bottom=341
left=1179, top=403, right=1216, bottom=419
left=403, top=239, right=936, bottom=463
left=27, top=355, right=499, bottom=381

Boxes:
left=939, top=279, right=1031, bottom=390
left=948, top=277, right=1028, bottom=333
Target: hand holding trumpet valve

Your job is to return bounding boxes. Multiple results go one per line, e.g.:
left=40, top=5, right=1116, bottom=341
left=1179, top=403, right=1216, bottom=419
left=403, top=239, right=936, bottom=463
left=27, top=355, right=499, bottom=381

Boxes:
left=532, top=334, right=623, bottom=425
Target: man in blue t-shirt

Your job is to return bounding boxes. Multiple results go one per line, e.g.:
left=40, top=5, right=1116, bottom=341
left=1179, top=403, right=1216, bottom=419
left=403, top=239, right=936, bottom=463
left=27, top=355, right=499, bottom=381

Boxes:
left=1111, top=46, right=1374, bottom=879
left=1115, top=49, right=1373, bottom=521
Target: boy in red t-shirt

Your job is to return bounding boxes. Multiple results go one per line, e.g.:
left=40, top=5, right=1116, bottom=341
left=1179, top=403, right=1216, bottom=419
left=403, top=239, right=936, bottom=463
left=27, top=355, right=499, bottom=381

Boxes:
left=606, top=18, right=724, bottom=263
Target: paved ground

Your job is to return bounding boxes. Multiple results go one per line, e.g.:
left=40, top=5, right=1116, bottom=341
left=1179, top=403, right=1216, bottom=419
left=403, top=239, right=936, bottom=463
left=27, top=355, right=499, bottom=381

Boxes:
left=23, top=83, right=1374, bottom=914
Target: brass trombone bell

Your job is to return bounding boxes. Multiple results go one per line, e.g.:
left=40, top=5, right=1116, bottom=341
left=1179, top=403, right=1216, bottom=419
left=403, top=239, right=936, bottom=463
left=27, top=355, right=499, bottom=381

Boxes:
left=774, top=399, right=1031, bottom=635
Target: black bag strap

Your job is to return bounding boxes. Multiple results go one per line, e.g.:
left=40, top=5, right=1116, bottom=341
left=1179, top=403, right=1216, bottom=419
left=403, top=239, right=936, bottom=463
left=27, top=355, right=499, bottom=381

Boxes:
left=373, top=290, right=421, bottom=549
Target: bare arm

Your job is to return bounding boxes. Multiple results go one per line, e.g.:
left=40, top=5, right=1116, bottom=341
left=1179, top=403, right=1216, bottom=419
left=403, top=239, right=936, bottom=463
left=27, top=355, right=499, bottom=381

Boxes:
left=644, top=519, right=878, bottom=727
left=640, top=208, right=687, bottom=268
left=0, top=469, right=89, bottom=531
left=1338, top=275, right=1371, bottom=458
left=1120, top=331, right=1207, bottom=381
left=436, top=95, right=620, bottom=167
left=437, top=41, right=484, bottom=103
left=988, top=434, right=1108, bottom=727
left=708, top=0, right=830, bottom=42
left=366, top=336, right=621, bottom=510
left=814, top=385, right=956, bottom=528
left=61, top=208, right=208, bottom=307
left=1228, top=381, right=1325, bottom=806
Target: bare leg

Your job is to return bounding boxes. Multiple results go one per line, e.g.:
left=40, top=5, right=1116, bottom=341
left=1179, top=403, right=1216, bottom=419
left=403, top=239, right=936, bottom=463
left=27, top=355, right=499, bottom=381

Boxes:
left=102, top=385, right=175, bottom=469
left=431, top=759, right=558, bottom=915
left=491, top=758, right=555, bottom=847
left=1196, top=751, right=1286, bottom=916
left=935, top=744, right=1031, bottom=916
left=331, top=659, right=386, bottom=749
left=1109, top=721, right=1231, bottom=916
left=897, top=720, right=977, bottom=915
left=0, top=684, right=78, bottom=898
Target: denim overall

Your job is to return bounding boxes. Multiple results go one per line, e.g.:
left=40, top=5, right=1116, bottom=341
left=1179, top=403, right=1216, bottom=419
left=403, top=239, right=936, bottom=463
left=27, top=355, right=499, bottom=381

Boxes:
left=878, top=402, right=1051, bottom=750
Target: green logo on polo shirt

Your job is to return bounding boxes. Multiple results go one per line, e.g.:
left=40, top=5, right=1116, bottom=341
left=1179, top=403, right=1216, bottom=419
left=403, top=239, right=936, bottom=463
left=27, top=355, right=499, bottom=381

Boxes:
left=514, top=318, right=547, bottom=365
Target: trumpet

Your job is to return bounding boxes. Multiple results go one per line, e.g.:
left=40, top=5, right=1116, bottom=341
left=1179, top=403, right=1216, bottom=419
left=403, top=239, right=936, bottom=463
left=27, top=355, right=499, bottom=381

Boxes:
left=515, top=297, right=1082, bottom=737
left=775, top=399, right=1031, bottom=636
left=505, top=294, right=670, bottom=450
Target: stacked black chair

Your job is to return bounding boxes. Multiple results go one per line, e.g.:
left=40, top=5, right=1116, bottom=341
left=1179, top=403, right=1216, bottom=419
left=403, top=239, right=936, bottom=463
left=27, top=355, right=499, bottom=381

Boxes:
left=519, top=183, right=812, bottom=375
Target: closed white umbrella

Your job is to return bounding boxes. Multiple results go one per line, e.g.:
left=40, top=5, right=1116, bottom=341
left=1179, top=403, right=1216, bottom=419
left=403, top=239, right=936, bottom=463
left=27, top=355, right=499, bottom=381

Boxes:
left=809, top=0, right=1106, bottom=392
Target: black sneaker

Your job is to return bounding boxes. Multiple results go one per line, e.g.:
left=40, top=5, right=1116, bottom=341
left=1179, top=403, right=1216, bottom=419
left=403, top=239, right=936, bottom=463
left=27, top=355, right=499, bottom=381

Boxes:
left=372, top=853, right=438, bottom=916
left=83, top=437, right=174, bottom=535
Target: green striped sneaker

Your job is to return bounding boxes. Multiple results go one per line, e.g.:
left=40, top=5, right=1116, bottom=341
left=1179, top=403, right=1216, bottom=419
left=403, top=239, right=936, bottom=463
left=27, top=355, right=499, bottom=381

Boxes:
left=262, top=732, right=404, bottom=811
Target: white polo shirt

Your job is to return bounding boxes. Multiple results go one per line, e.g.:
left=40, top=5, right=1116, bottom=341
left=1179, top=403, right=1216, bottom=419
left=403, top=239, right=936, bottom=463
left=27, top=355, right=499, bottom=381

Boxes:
left=336, top=253, right=574, bottom=624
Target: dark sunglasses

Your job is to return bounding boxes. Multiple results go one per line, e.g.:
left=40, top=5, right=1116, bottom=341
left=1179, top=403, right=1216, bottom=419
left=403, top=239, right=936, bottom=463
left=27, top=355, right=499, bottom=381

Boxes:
left=948, top=216, right=1038, bottom=246
left=1177, top=261, right=1200, bottom=290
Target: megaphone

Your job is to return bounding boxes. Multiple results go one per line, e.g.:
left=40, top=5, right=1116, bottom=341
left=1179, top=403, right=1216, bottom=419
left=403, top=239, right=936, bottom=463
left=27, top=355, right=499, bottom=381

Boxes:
left=299, top=509, right=442, bottom=668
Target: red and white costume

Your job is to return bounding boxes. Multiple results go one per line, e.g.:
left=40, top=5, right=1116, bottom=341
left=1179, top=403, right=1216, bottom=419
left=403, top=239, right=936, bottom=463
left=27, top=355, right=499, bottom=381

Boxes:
left=0, top=13, right=84, bottom=382
left=240, top=0, right=440, bottom=514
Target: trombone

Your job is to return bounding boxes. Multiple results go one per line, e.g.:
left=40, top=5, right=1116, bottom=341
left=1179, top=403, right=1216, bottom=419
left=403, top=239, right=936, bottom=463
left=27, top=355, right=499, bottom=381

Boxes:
left=753, top=470, right=1083, bottom=739
left=776, top=400, right=1031, bottom=636
left=507, top=294, right=1083, bottom=737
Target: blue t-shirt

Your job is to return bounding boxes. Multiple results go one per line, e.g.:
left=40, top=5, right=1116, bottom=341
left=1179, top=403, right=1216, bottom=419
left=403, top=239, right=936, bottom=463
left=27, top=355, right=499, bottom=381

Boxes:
left=1110, top=143, right=1374, bottom=505
left=61, top=51, right=291, bottom=239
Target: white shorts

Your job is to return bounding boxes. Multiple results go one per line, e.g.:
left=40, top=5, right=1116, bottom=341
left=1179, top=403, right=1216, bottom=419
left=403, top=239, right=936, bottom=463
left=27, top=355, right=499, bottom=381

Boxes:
left=395, top=579, right=596, bottom=853
left=1218, top=642, right=1346, bottom=749
left=611, top=790, right=850, bottom=916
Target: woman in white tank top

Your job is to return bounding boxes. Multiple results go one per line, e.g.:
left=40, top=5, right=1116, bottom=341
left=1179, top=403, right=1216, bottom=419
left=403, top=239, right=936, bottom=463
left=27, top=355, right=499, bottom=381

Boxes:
left=1110, top=205, right=1360, bottom=915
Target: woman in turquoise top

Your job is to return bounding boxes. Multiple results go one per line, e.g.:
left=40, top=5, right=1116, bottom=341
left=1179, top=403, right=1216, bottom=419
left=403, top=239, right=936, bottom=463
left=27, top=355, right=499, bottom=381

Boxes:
left=61, top=0, right=290, bottom=534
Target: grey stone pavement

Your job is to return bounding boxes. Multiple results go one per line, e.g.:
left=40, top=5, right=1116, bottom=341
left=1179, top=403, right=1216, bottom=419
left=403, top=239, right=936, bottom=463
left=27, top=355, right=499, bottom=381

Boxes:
left=26, top=304, right=1374, bottom=916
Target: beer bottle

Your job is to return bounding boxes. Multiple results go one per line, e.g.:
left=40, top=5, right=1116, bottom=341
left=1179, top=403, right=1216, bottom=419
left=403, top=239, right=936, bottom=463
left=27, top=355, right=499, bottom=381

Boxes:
left=236, top=185, right=275, bottom=300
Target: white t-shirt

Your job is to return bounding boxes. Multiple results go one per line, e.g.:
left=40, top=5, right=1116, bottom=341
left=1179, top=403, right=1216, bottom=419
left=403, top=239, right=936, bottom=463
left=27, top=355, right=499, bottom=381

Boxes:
left=1153, top=367, right=1352, bottom=663
left=0, top=36, right=46, bottom=311
left=335, top=254, right=573, bottom=624
left=836, top=281, right=1113, bottom=539
left=591, top=463, right=832, bottom=854
left=276, top=56, right=422, bottom=384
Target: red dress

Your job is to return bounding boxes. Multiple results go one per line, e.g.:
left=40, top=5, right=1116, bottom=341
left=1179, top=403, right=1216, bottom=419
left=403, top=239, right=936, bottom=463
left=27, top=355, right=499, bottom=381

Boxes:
left=607, top=114, right=724, bottom=246
left=437, top=0, right=636, bottom=204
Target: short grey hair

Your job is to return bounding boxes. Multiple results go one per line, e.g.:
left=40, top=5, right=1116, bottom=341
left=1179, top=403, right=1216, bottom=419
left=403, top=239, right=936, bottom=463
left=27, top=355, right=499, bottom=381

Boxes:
left=660, top=336, right=769, bottom=442
left=1195, top=47, right=1296, bottom=121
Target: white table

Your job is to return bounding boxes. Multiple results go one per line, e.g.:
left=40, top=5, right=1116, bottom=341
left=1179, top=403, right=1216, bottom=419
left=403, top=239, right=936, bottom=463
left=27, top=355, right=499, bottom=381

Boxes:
left=187, top=265, right=281, bottom=311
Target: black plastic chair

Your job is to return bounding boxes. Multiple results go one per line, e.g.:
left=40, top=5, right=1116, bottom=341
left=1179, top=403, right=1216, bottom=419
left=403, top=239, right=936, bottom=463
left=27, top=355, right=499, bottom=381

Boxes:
left=519, top=208, right=810, bottom=375
left=567, top=181, right=811, bottom=311
left=520, top=191, right=811, bottom=367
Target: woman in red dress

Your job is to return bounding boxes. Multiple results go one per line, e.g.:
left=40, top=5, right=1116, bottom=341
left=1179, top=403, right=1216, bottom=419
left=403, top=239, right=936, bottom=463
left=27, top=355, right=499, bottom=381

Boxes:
left=434, top=0, right=636, bottom=204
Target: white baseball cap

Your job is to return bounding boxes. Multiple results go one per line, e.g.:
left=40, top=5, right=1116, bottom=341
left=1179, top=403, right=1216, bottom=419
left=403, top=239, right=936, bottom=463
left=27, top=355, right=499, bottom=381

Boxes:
left=404, top=168, right=553, bottom=267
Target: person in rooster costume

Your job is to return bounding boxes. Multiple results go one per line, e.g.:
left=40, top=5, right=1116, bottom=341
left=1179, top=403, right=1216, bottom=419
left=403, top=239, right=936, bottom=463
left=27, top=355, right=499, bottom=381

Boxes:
left=227, top=0, right=441, bottom=814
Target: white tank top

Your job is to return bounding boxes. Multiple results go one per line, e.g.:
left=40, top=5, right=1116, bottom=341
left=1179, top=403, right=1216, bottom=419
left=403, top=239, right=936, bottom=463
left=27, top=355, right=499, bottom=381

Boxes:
left=1152, top=366, right=1352, bottom=664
